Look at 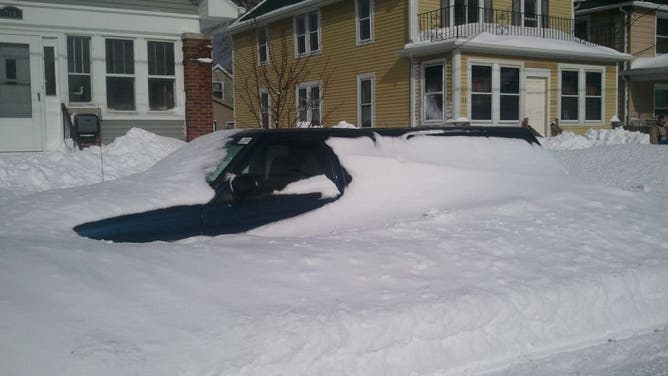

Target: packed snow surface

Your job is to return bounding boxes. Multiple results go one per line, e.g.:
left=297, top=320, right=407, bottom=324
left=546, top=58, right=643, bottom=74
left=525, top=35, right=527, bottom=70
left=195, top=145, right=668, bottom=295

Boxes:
left=1, top=128, right=667, bottom=376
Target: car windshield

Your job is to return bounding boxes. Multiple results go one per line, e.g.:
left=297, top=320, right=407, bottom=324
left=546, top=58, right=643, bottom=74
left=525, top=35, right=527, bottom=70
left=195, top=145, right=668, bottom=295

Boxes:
left=206, top=141, right=246, bottom=183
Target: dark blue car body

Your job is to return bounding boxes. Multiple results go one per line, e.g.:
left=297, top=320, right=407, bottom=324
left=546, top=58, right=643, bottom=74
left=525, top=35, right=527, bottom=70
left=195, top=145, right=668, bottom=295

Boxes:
left=74, top=127, right=539, bottom=242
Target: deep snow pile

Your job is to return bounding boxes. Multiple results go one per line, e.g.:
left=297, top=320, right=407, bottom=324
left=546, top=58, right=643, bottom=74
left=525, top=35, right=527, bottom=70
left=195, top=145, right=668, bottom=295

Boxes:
left=540, top=128, right=649, bottom=150
left=0, top=128, right=184, bottom=205
left=1, top=130, right=668, bottom=376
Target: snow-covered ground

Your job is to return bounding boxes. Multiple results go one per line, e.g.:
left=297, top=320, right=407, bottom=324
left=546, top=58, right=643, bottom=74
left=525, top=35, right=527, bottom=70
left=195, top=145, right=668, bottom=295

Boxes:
left=0, top=128, right=667, bottom=376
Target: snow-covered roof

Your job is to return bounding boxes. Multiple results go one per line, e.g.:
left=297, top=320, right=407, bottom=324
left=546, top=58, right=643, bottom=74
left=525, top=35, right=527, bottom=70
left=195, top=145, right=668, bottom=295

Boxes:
left=630, top=54, right=668, bottom=70
left=404, top=32, right=632, bottom=62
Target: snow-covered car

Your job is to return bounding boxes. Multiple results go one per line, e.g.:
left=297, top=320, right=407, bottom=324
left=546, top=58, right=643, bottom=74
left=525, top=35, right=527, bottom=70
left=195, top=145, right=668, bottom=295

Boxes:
left=73, top=127, right=539, bottom=242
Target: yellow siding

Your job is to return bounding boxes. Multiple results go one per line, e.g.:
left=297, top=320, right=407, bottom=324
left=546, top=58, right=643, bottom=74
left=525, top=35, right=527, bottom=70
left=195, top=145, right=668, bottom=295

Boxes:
left=419, top=0, right=441, bottom=15
left=630, top=8, right=656, bottom=57
left=233, top=0, right=410, bottom=128
left=459, top=53, right=617, bottom=133
left=548, top=0, right=572, bottom=21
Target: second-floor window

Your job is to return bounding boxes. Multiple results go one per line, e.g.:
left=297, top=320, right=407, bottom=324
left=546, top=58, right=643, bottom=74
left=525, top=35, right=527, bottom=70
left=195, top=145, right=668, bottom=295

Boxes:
left=67, top=36, right=91, bottom=103
left=147, top=41, right=175, bottom=111
left=295, top=11, right=320, bottom=56
left=356, top=0, right=373, bottom=44
left=105, top=38, right=135, bottom=111
left=258, top=26, right=269, bottom=63
left=213, top=81, right=224, bottom=99
left=657, top=14, right=668, bottom=54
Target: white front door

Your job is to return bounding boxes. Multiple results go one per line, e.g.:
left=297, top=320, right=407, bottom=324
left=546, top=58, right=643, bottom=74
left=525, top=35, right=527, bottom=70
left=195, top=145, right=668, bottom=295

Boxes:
left=525, top=76, right=548, bottom=137
left=0, top=34, right=43, bottom=151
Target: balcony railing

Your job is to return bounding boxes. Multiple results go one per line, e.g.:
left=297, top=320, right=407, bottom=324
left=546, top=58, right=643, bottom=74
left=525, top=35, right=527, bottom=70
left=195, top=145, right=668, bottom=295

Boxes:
left=575, top=22, right=617, bottom=50
left=417, top=6, right=593, bottom=45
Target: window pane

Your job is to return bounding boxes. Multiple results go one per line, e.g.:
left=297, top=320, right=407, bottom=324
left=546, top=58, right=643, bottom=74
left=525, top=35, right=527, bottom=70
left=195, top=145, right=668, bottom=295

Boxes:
left=310, top=86, right=320, bottom=105
left=68, top=75, right=91, bottom=102
left=586, top=72, right=601, bottom=96
left=500, top=95, right=519, bottom=120
left=585, top=97, right=601, bottom=120
left=472, top=65, right=492, bottom=93
left=259, top=45, right=267, bottom=62
left=657, top=37, right=668, bottom=54
left=424, top=65, right=443, bottom=93
left=295, top=16, right=305, bottom=34
left=298, top=87, right=307, bottom=121
left=149, top=78, right=174, bottom=111
left=44, top=47, right=56, bottom=96
left=308, top=12, right=318, bottom=32
left=471, top=93, right=492, bottom=120
left=500, top=67, right=519, bottom=94
left=297, top=35, right=306, bottom=54
left=561, top=97, right=578, bottom=120
left=0, top=43, right=31, bottom=118
left=148, top=41, right=174, bottom=76
left=106, top=39, right=134, bottom=74
left=67, top=36, right=90, bottom=74
left=106, top=77, right=135, bottom=110
left=360, top=79, right=372, bottom=104
left=359, top=19, right=371, bottom=40
left=213, top=82, right=223, bottom=98
left=361, top=105, right=372, bottom=127
left=5, top=59, right=16, bottom=80
left=657, top=17, right=668, bottom=36
left=656, top=87, right=668, bottom=108
left=358, top=0, right=370, bottom=17
left=561, top=71, right=578, bottom=95
left=425, top=93, right=443, bottom=121
left=261, top=92, right=269, bottom=128
left=309, top=32, right=319, bottom=52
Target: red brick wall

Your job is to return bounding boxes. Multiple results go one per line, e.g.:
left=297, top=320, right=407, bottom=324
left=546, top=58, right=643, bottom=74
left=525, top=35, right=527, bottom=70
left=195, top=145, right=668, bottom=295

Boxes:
left=182, top=33, right=214, bottom=141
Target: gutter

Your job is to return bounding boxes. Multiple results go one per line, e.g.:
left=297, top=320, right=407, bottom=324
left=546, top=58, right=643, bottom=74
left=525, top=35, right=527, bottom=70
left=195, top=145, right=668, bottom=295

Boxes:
left=227, top=0, right=343, bottom=35
left=576, top=1, right=665, bottom=15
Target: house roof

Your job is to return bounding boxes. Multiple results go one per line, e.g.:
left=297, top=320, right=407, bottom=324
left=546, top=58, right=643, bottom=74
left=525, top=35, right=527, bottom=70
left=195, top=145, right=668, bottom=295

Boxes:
left=18, top=0, right=199, bottom=14
left=575, top=0, right=668, bottom=13
left=238, top=0, right=306, bottom=22
left=403, top=32, right=632, bottom=62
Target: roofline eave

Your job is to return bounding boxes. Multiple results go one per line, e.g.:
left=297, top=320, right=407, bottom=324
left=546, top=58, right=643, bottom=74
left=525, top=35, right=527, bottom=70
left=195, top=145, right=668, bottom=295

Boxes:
left=227, top=0, right=344, bottom=35
left=575, top=1, right=667, bottom=15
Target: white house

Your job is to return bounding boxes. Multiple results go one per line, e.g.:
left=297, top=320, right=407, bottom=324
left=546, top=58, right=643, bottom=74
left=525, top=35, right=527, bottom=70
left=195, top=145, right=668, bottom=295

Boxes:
left=0, top=0, right=240, bottom=152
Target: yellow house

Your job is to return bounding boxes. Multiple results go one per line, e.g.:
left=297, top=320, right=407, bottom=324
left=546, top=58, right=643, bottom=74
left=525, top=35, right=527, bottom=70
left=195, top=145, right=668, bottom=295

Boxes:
left=575, top=0, right=668, bottom=125
left=227, top=0, right=631, bottom=136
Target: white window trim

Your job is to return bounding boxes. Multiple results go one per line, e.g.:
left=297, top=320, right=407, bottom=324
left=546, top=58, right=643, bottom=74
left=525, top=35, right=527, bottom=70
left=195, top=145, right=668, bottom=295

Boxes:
left=295, top=80, right=323, bottom=126
left=357, top=73, right=375, bottom=128
left=259, top=88, right=271, bottom=128
left=66, top=35, right=93, bottom=105
left=258, top=25, right=270, bottom=65
left=654, top=83, right=668, bottom=116
left=558, top=64, right=605, bottom=125
left=656, top=12, right=668, bottom=55
left=213, top=80, right=224, bottom=99
left=355, top=0, right=374, bottom=45
left=421, top=60, right=447, bottom=125
left=293, top=10, right=322, bottom=58
left=467, top=59, right=524, bottom=125
left=147, top=39, right=176, bottom=113
left=104, top=37, right=137, bottom=112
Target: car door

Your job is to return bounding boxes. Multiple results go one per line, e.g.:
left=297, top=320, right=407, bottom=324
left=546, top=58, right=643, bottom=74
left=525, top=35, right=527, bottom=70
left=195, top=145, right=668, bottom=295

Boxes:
left=200, top=135, right=342, bottom=236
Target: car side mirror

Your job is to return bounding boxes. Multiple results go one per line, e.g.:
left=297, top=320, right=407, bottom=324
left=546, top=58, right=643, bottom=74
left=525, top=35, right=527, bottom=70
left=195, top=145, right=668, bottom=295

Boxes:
left=231, top=175, right=258, bottom=196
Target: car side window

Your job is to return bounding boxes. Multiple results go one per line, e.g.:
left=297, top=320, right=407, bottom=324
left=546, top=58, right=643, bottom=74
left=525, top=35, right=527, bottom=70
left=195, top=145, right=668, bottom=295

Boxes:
left=234, top=138, right=335, bottom=200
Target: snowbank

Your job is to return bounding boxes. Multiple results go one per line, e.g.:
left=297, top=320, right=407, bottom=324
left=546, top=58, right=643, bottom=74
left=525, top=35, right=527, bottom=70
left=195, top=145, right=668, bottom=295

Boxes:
left=540, top=128, right=650, bottom=150
left=0, top=128, right=184, bottom=204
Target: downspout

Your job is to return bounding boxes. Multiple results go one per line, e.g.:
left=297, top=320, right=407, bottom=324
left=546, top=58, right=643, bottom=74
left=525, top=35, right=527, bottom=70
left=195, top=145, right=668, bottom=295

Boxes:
left=410, top=56, right=416, bottom=128
left=620, top=5, right=630, bottom=123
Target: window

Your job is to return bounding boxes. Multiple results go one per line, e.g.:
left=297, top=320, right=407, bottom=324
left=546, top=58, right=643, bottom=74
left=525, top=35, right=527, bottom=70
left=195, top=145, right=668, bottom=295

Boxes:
left=423, top=64, right=445, bottom=122
left=358, top=75, right=374, bottom=127
left=295, top=11, right=320, bottom=56
left=105, top=38, right=135, bottom=111
left=147, top=41, right=175, bottom=111
left=213, top=81, right=224, bottom=99
left=356, top=0, right=373, bottom=44
left=297, top=83, right=321, bottom=126
left=585, top=72, right=602, bottom=121
left=67, top=36, right=91, bottom=103
left=655, top=84, right=668, bottom=117
left=560, top=68, right=604, bottom=123
left=512, top=0, right=547, bottom=27
left=258, top=26, right=269, bottom=63
left=560, top=71, right=579, bottom=121
left=657, top=14, right=668, bottom=54
left=5, top=59, right=16, bottom=80
left=43, top=46, right=56, bottom=96
left=471, top=65, right=492, bottom=121
left=260, top=89, right=270, bottom=128
left=499, top=67, right=520, bottom=121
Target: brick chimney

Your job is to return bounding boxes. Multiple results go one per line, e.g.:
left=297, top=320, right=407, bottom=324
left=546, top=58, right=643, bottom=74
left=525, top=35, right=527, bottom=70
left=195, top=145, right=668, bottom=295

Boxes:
left=182, top=33, right=214, bottom=141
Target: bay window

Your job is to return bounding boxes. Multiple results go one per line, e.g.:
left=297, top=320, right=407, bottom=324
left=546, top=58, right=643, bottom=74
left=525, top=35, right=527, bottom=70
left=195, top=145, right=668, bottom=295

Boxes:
left=469, top=63, right=520, bottom=123
left=471, top=65, right=492, bottom=121
left=424, top=64, right=445, bottom=122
